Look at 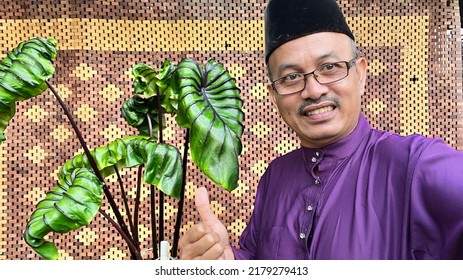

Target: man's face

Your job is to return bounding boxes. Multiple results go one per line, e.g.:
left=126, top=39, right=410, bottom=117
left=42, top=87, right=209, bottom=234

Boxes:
left=267, top=32, right=367, bottom=148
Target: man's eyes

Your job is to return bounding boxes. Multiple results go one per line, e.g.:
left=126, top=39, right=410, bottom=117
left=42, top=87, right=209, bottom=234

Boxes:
left=282, top=73, right=303, bottom=81
left=279, top=62, right=344, bottom=83
left=320, top=62, right=342, bottom=71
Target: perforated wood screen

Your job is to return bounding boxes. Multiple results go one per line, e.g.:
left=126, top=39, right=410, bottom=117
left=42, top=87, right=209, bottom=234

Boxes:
left=0, top=0, right=461, bottom=260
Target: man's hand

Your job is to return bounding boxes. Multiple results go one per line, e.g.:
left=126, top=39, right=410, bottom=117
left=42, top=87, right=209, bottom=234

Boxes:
left=178, top=187, right=234, bottom=260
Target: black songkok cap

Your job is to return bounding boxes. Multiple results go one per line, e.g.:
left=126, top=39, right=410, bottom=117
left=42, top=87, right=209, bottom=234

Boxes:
left=264, top=0, right=355, bottom=63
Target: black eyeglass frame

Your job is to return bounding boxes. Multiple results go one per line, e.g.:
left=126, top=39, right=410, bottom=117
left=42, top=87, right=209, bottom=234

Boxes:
left=271, top=56, right=358, bottom=95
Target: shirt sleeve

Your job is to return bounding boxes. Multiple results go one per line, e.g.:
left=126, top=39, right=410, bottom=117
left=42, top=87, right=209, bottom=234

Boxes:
left=410, top=138, right=463, bottom=259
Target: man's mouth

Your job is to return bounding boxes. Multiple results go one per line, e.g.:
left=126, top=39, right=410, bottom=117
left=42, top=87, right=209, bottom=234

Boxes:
left=304, top=105, right=335, bottom=117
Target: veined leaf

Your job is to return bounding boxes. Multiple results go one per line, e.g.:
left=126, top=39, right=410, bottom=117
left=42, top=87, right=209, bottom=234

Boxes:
left=59, top=135, right=183, bottom=197
left=0, top=37, right=57, bottom=143
left=123, top=61, right=177, bottom=137
left=121, top=95, right=165, bottom=138
left=23, top=168, right=103, bottom=260
left=174, top=58, right=244, bottom=191
left=24, top=135, right=183, bottom=259
left=132, top=61, right=178, bottom=114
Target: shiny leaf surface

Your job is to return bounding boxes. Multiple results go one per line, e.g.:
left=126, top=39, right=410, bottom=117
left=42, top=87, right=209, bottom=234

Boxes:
left=174, top=58, right=244, bottom=191
left=0, top=37, right=57, bottom=143
left=24, top=135, right=183, bottom=259
left=122, top=61, right=177, bottom=137
left=132, top=61, right=178, bottom=114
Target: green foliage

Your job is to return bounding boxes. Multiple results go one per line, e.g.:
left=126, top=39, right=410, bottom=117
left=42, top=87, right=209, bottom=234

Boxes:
left=122, top=61, right=177, bottom=137
left=1, top=37, right=244, bottom=260
left=132, top=61, right=178, bottom=113
left=24, top=136, right=183, bottom=259
left=24, top=168, right=104, bottom=260
left=174, top=58, right=244, bottom=191
left=0, top=38, right=57, bottom=143
left=59, top=136, right=183, bottom=197
left=123, top=58, right=245, bottom=191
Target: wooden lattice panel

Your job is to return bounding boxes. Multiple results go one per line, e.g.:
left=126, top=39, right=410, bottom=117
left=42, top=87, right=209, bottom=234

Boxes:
left=0, top=0, right=461, bottom=259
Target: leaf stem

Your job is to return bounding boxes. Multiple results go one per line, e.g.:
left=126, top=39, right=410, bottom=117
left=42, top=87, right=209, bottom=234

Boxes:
left=150, top=184, right=158, bottom=259
left=99, top=209, right=142, bottom=260
left=171, top=128, right=190, bottom=257
left=146, top=113, right=158, bottom=259
left=45, top=82, right=103, bottom=183
left=46, top=81, right=133, bottom=255
left=154, top=89, right=165, bottom=251
left=133, top=165, right=143, bottom=250
left=114, top=166, right=136, bottom=246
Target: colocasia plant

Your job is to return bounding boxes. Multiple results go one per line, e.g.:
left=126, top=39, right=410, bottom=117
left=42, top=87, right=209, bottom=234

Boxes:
left=0, top=38, right=244, bottom=260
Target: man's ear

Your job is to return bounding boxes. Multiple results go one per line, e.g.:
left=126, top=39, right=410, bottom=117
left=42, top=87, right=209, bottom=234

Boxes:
left=267, top=83, right=280, bottom=114
left=355, top=57, right=368, bottom=96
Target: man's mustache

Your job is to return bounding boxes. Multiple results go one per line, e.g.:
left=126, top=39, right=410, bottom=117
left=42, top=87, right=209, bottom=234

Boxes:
left=298, top=95, right=341, bottom=114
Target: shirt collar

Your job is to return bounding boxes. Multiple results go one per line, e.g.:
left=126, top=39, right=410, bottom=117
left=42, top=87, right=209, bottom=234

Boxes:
left=301, top=115, right=372, bottom=162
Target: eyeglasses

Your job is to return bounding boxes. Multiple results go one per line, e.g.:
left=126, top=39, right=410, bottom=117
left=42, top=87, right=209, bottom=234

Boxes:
left=271, top=57, right=358, bottom=95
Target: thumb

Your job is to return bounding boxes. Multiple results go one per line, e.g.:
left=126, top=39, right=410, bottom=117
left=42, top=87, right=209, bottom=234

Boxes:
left=195, top=187, right=219, bottom=226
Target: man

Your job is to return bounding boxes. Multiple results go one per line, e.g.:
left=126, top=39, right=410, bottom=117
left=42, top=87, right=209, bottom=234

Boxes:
left=178, top=0, right=463, bottom=259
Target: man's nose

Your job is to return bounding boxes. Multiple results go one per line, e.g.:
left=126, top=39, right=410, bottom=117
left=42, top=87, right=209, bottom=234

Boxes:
left=299, top=74, right=328, bottom=100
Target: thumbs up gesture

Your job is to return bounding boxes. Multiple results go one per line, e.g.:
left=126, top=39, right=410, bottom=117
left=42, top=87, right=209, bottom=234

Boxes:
left=178, top=187, right=234, bottom=260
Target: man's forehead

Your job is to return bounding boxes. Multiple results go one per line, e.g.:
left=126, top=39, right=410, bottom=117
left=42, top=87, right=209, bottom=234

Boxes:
left=269, top=33, right=352, bottom=62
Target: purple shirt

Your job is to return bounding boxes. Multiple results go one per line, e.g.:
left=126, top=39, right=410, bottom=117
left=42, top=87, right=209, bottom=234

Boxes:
left=233, top=115, right=463, bottom=259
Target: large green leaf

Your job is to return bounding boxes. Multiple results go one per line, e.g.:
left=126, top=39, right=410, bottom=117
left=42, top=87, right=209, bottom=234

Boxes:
left=0, top=37, right=57, bottom=143
left=174, top=58, right=244, bottom=191
left=24, top=135, right=183, bottom=259
left=23, top=168, right=103, bottom=260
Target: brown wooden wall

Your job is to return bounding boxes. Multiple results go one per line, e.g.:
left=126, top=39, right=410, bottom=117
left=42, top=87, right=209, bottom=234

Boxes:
left=0, top=0, right=461, bottom=259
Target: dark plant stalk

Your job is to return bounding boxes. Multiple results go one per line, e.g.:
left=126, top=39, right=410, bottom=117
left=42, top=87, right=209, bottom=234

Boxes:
left=171, top=128, right=190, bottom=258
left=114, top=166, right=136, bottom=244
left=158, top=191, right=165, bottom=250
left=150, top=184, right=158, bottom=259
left=155, top=89, right=165, bottom=254
left=46, top=81, right=134, bottom=256
left=146, top=114, right=158, bottom=259
left=45, top=82, right=104, bottom=186
left=99, top=209, right=142, bottom=260
left=133, top=165, right=143, bottom=250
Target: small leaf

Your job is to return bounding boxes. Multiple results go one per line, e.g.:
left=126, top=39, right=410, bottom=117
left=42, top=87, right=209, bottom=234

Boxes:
left=124, top=137, right=183, bottom=198
left=123, top=61, right=178, bottom=136
left=121, top=95, right=164, bottom=138
left=132, top=61, right=178, bottom=114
